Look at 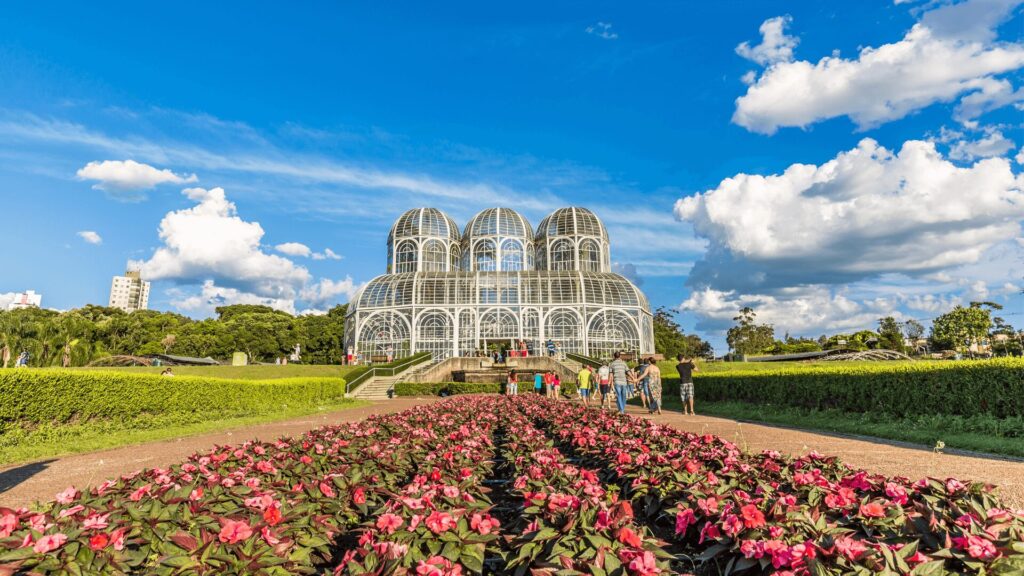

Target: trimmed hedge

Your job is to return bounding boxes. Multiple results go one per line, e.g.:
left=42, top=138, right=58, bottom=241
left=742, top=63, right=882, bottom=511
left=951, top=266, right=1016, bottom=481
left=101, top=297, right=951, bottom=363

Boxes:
left=0, top=369, right=349, bottom=429
left=682, top=359, right=1024, bottom=418
left=394, top=381, right=579, bottom=397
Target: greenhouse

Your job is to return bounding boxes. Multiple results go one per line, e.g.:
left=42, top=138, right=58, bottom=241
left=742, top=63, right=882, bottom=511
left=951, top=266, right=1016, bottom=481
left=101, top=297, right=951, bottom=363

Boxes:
left=345, top=206, right=654, bottom=361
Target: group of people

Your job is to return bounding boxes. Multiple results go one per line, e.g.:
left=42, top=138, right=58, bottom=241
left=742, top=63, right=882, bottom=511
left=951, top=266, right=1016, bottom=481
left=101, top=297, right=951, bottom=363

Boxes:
left=506, top=352, right=699, bottom=416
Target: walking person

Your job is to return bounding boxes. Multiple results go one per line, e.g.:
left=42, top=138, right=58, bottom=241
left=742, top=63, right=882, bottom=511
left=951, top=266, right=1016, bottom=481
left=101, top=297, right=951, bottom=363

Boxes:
left=597, top=362, right=611, bottom=408
left=544, top=371, right=553, bottom=398
left=506, top=369, right=518, bottom=396
left=636, top=358, right=663, bottom=415
left=609, top=352, right=630, bottom=414
left=552, top=372, right=561, bottom=401
left=676, top=354, right=698, bottom=415
left=534, top=371, right=544, bottom=395
left=577, top=365, right=592, bottom=405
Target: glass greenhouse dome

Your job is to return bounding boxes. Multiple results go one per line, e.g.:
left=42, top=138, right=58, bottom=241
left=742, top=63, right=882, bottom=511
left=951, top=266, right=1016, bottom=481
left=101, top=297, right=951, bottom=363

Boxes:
left=346, top=206, right=654, bottom=361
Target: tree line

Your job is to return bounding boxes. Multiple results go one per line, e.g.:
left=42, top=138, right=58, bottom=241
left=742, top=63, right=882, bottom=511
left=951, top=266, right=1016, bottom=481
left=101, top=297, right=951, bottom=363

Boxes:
left=725, top=302, right=1021, bottom=358
left=0, top=304, right=347, bottom=367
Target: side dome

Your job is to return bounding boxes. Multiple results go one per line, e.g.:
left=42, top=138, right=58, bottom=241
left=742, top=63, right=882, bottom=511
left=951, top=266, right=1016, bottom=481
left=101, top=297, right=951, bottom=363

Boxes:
left=387, top=208, right=461, bottom=273
left=461, top=207, right=535, bottom=271
left=535, top=207, right=610, bottom=272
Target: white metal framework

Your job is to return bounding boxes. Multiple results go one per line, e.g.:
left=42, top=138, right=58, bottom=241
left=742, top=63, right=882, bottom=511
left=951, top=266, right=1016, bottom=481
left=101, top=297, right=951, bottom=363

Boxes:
left=347, top=206, right=654, bottom=360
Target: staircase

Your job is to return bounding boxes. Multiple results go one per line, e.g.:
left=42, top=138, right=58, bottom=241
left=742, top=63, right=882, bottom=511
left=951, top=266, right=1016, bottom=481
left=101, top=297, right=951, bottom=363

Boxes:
left=346, top=353, right=435, bottom=401
left=350, top=374, right=405, bottom=400
left=557, top=356, right=584, bottom=374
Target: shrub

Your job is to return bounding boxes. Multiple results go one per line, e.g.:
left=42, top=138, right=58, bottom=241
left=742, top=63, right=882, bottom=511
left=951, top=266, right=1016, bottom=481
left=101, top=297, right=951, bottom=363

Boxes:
left=675, top=358, right=1024, bottom=418
left=394, top=382, right=501, bottom=396
left=0, top=369, right=348, bottom=430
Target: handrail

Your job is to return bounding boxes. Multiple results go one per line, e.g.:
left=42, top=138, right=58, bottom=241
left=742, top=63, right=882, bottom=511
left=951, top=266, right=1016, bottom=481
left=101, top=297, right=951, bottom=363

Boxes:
left=345, top=352, right=434, bottom=396
left=565, top=352, right=603, bottom=369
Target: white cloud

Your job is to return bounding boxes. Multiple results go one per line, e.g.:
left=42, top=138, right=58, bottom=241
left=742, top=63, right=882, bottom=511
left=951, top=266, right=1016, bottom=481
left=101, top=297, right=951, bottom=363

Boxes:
left=1016, top=147, right=1024, bottom=164
left=170, top=280, right=298, bottom=315
left=311, top=248, right=342, bottom=260
left=585, top=22, right=618, bottom=40
left=734, top=1, right=1024, bottom=133
left=675, top=138, right=1024, bottom=293
left=0, top=293, right=17, bottom=310
left=76, top=230, right=102, bottom=245
left=903, top=293, right=962, bottom=313
left=736, top=15, right=799, bottom=66
left=682, top=286, right=899, bottom=337
left=611, top=262, right=645, bottom=287
left=134, top=187, right=311, bottom=299
left=76, top=159, right=197, bottom=194
left=948, top=128, right=1015, bottom=160
left=300, top=277, right=363, bottom=309
left=275, top=242, right=312, bottom=257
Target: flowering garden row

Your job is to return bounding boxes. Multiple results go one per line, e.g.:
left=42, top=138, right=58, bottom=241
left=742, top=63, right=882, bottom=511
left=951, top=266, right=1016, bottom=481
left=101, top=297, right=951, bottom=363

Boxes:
left=1, top=395, right=1023, bottom=575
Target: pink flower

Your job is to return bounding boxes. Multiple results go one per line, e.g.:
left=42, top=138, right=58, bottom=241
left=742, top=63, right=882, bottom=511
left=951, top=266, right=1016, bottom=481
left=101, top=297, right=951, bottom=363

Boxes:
left=376, top=513, right=404, bottom=534
left=110, top=528, right=126, bottom=551
left=617, top=527, right=643, bottom=548
left=675, top=508, right=696, bottom=536
left=261, top=526, right=280, bottom=546
left=740, top=504, right=766, bottom=529
left=57, top=505, right=84, bottom=519
left=699, top=521, right=721, bottom=544
left=424, top=511, right=455, bottom=534
left=55, top=487, right=78, bottom=505
left=82, top=513, right=110, bottom=530
left=88, top=533, right=109, bottom=550
left=218, top=519, right=253, bottom=544
left=33, top=533, right=67, bottom=554
left=859, top=502, right=886, bottom=518
left=263, top=506, right=283, bottom=526
left=0, top=511, right=19, bottom=538
left=128, top=484, right=151, bottom=502
left=189, top=488, right=204, bottom=501
left=946, top=478, right=967, bottom=494
left=835, top=536, right=867, bottom=561
left=885, top=482, right=908, bottom=505
left=353, top=487, right=366, bottom=504
left=470, top=513, right=500, bottom=535
left=955, top=535, right=999, bottom=560
left=627, top=550, right=660, bottom=575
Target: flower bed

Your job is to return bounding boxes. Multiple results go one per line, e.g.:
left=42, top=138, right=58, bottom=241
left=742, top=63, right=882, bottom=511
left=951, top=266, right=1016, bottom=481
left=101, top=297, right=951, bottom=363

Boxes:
left=2, top=396, right=1022, bottom=575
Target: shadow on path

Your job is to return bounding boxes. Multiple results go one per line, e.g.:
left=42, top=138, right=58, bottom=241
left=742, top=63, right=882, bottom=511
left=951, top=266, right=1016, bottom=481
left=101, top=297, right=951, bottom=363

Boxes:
left=0, top=460, right=56, bottom=495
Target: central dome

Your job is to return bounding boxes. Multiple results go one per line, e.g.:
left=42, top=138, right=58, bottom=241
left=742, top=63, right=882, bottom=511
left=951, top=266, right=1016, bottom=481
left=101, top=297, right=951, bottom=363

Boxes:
left=461, top=208, right=534, bottom=272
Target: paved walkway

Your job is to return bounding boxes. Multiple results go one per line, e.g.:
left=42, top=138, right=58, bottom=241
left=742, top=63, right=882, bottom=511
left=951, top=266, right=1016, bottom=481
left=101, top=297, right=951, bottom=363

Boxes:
left=622, top=404, right=1024, bottom=507
left=3, top=397, right=1021, bottom=509
left=0, top=398, right=438, bottom=509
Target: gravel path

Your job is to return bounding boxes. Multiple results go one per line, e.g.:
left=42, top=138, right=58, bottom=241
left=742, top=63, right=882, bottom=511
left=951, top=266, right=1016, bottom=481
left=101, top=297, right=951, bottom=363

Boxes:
left=0, top=398, right=438, bottom=509
left=623, top=404, right=1024, bottom=507
left=3, top=397, right=1021, bottom=509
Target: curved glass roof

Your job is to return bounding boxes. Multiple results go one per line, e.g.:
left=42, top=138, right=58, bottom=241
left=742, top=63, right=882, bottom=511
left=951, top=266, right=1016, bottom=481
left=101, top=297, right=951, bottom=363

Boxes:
left=463, top=207, right=532, bottom=240
left=388, top=208, right=461, bottom=243
left=536, top=207, right=608, bottom=240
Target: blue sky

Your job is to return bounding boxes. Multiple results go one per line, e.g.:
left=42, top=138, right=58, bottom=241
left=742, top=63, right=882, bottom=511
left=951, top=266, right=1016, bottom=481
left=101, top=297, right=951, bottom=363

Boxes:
left=1, top=0, right=1022, bottom=350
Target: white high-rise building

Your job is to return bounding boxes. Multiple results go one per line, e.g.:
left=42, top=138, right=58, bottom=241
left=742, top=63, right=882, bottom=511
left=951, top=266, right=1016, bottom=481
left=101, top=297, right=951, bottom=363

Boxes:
left=109, top=270, right=150, bottom=313
left=7, top=290, right=42, bottom=310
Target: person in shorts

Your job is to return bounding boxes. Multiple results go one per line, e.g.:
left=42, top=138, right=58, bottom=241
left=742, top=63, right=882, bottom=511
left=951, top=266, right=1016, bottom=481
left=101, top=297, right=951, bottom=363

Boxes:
left=676, top=354, right=698, bottom=415
left=534, top=371, right=544, bottom=394
left=597, top=363, right=611, bottom=408
left=506, top=369, right=518, bottom=396
left=577, top=365, right=592, bottom=405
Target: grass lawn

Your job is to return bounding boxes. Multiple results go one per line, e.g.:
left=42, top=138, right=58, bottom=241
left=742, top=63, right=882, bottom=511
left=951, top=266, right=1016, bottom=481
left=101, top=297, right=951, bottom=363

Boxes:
left=652, top=396, right=1024, bottom=458
left=72, top=364, right=362, bottom=380
left=0, top=397, right=369, bottom=466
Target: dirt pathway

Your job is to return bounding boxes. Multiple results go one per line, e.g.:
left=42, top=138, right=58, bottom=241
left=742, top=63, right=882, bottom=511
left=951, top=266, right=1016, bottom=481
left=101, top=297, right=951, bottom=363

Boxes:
left=623, top=404, right=1024, bottom=507
left=0, top=398, right=438, bottom=509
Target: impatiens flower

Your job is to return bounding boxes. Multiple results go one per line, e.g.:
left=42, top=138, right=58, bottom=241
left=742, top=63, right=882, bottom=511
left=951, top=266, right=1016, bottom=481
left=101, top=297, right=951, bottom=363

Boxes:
left=740, top=504, right=766, bottom=529
left=628, top=550, right=660, bottom=575
left=82, top=513, right=110, bottom=530
left=110, top=528, right=126, bottom=551
left=261, top=526, right=280, bottom=546
left=352, top=487, right=366, bottom=504
left=263, top=506, right=283, bottom=526
left=699, top=521, right=721, bottom=544
left=835, top=536, right=868, bottom=561
left=0, top=511, right=19, bottom=538
left=218, top=519, right=253, bottom=544
left=318, top=481, right=336, bottom=498
left=88, top=533, right=109, bottom=550
left=128, top=484, right=151, bottom=502
left=57, top=505, right=84, bottom=519
left=885, top=482, right=908, bottom=505
left=946, top=478, right=967, bottom=494
left=33, top=533, right=67, bottom=554
left=617, top=527, right=643, bottom=548
left=954, top=535, right=999, bottom=560
left=470, top=513, right=500, bottom=535
left=376, top=513, right=404, bottom=534
left=859, top=502, right=886, bottom=518
left=675, top=508, right=696, bottom=535
left=55, top=487, right=78, bottom=505
left=424, top=511, right=455, bottom=534
left=189, top=488, right=204, bottom=501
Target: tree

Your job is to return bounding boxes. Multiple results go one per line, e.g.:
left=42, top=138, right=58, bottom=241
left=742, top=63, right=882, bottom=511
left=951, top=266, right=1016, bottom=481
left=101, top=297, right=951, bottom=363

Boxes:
left=903, top=319, right=924, bottom=341
left=161, top=334, right=177, bottom=354
left=930, top=305, right=992, bottom=355
left=652, top=307, right=712, bottom=358
left=876, top=316, right=904, bottom=352
left=726, top=307, right=775, bottom=357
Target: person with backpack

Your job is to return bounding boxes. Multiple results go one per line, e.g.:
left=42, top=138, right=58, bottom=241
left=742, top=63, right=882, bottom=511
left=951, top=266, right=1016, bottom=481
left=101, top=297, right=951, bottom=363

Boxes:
left=597, top=363, right=611, bottom=409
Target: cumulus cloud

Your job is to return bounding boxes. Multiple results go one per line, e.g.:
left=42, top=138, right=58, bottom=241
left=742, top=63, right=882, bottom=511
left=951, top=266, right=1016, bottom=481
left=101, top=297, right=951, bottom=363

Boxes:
left=134, top=187, right=311, bottom=299
left=682, top=286, right=899, bottom=336
left=735, top=15, right=799, bottom=66
left=675, top=138, right=1024, bottom=294
left=611, top=262, right=645, bottom=287
left=170, top=280, right=298, bottom=315
left=948, top=128, right=1016, bottom=160
left=77, top=230, right=102, bottom=245
left=734, top=1, right=1024, bottom=133
left=275, top=242, right=312, bottom=257
left=76, top=159, right=197, bottom=195
left=300, top=277, right=362, bottom=309
left=312, top=248, right=342, bottom=260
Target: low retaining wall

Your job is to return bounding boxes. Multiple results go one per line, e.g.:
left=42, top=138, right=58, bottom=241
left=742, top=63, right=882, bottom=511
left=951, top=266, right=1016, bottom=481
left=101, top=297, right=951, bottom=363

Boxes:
left=408, top=356, right=578, bottom=384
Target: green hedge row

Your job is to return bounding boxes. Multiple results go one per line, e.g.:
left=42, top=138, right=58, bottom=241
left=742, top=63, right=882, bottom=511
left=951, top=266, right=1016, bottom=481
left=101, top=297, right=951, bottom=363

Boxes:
left=680, top=359, right=1024, bottom=418
left=0, top=369, right=349, bottom=428
left=394, top=382, right=501, bottom=396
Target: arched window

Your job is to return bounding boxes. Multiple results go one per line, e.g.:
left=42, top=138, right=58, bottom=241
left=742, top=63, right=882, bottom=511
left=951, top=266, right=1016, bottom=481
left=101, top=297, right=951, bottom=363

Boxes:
left=416, top=310, right=453, bottom=360
left=396, top=241, right=417, bottom=273
left=422, top=240, right=447, bottom=272
left=450, top=245, right=461, bottom=271
left=544, top=309, right=582, bottom=354
left=579, top=239, right=602, bottom=272
left=500, top=239, right=524, bottom=271
left=357, top=311, right=411, bottom=359
left=587, top=310, right=640, bottom=360
left=551, top=239, right=575, bottom=271
left=474, top=239, right=497, bottom=271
